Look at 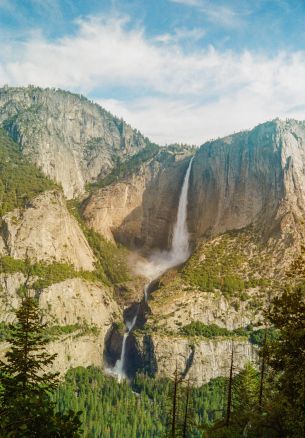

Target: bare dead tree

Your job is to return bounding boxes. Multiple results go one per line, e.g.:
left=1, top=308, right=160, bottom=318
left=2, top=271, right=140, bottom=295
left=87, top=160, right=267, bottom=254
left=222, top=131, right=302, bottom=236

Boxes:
left=259, top=329, right=268, bottom=409
left=182, top=379, right=190, bottom=438
left=171, top=364, right=179, bottom=437
left=226, top=341, right=234, bottom=427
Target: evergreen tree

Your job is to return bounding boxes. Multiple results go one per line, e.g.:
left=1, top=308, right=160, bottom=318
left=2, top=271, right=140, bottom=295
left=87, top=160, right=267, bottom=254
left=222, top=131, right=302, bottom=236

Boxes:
left=266, top=284, right=305, bottom=437
left=0, top=289, right=81, bottom=437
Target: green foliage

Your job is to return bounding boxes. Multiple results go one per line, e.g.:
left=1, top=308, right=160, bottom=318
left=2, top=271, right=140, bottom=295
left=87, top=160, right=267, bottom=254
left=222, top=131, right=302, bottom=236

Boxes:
left=55, top=367, right=226, bottom=438
left=0, top=255, right=96, bottom=288
left=0, top=322, right=99, bottom=343
left=0, top=128, right=56, bottom=216
left=88, top=142, right=159, bottom=190
left=232, top=363, right=259, bottom=417
left=265, top=283, right=305, bottom=437
left=204, top=283, right=305, bottom=437
left=0, top=321, right=11, bottom=341
left=181, top=322, right=237, bottom=338
left=68, top=201, right=130, bottom=285
left=248, top=327, right=279, bottom=346
left=0, top=291, right=82, bottom=437
left=182, top=237, right=246, bottom=295
left=180, top=321, right=277, bottom=346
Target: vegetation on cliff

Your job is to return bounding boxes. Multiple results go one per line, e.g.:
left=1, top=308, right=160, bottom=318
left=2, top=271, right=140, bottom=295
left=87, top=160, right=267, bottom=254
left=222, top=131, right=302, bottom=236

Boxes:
left=88, top=141, right=160, bottom=190
left=0, top=128, right=56, bottom=216
left=182, top=232, right=273, bottom=297
left=180, top=321, right=278, bottom=346
left=68, top=200, right=130, bottom=285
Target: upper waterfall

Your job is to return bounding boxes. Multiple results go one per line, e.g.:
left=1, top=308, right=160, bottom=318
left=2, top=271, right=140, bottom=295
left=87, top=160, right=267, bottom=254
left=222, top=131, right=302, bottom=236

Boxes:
left=171, top=156, right=194, bottom=264
left=136, top=156, right=194, bottom=280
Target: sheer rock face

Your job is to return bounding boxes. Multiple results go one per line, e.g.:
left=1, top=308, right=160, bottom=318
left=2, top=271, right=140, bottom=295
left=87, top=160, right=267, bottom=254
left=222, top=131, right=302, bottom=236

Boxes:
left=0, top=275, right=120, bottom=326
left=0, top=190, right=95, bottom=271
left=85, top=119, right=305, bottom=257
left=188, top=119, right=305, bottom=244
left=83, top=150, right=191, bottom=251
left=136, top=334, right=257, bottom=387
left=0, top=86, right=149, bottom=198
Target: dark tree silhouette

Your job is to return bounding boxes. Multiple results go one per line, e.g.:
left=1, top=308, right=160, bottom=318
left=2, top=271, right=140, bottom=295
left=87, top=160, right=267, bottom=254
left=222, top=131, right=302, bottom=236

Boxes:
left=0, top=287, right=81, bottom=437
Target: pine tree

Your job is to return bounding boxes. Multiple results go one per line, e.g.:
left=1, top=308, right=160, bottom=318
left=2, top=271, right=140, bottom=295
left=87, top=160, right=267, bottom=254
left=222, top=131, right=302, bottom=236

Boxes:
left=0, top=288, right=81, bottom=437
left=266, top=284, right=305, bottom=437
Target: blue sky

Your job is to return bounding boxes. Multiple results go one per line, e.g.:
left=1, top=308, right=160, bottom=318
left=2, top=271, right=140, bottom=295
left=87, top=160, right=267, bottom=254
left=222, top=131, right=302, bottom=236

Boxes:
left=1, top=0, right=305, bottom=144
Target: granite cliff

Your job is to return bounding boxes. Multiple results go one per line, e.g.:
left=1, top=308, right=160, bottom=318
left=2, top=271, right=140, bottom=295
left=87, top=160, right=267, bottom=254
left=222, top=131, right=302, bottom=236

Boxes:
left=0, top=86, right=152, bottom=198
left=0, top=86, right=304, bottom=384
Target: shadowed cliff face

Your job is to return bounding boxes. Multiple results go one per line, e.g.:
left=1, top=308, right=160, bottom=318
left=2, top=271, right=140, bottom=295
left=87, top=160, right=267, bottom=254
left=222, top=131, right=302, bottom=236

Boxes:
left=188, top=122, right=284, bottom=242
left=118, top=157, right=190, bottom=251
left=83, top=151, right=192, bottom=252
left=188, top=119, right=305, bottom=244
left=85, top=119, right=305, bottom=253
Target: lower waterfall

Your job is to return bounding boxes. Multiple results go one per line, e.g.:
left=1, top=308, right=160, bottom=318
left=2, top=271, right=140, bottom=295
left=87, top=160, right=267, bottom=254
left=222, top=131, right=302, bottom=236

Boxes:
left=112, top=312, right=138, bottom=381
left=111, top=156, right=194, bottom=380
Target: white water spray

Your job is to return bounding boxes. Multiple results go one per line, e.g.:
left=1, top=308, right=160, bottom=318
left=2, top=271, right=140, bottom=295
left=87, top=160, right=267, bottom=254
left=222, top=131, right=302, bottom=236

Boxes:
left=112, top=156, right=194, bottom=380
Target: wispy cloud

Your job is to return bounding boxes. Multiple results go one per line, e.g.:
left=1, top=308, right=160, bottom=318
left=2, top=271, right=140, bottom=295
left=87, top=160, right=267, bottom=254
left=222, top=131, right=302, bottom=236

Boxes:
left=154, top=27, right=206, bottom=44
left=1, top=13, right=305, bottom=144
left=170, top=0, right=243, bottom=28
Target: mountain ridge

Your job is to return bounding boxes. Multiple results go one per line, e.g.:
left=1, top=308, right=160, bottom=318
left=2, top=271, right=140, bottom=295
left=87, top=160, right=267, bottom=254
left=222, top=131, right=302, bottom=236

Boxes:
left=0, top=85, right=157, bottom=198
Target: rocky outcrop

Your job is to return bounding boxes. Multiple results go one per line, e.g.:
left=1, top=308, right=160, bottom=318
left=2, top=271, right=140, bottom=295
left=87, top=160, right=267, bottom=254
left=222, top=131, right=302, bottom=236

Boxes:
left=0, top=331, right=107, bottom=377
left=83, top=174, right=146, bottom=243
left=48, top=331, right=107, bottom=376
left=135, top=334, right=257, bottom=387
left=0, top=190, right=95, bottom=270
left=0, top=86, right=151, bottom=198
left=147, top=286, right=263, bottom=333
left=39, top=278, right=120, bottom=326
left=0, top=274, right=120, bottom=327
left=0, top=272, right=26, bottom=323
left=0, top=274, right=121, bottom=376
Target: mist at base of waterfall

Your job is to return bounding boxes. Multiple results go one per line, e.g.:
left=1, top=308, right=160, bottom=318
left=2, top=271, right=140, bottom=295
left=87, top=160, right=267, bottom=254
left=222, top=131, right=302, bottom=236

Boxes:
left=135, top=246, right=190, bottom=283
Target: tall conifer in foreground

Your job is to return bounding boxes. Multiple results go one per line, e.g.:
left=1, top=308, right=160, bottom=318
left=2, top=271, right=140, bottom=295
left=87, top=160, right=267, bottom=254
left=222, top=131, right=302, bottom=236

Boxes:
left=0, top=286, right=81, bottom=437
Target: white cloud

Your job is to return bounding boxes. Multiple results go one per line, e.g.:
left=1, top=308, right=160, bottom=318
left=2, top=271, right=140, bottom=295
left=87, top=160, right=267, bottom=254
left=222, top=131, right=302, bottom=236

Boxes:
left=1, top=14, right=305, bottom=144
left=169, top=0, right=243, bottom=28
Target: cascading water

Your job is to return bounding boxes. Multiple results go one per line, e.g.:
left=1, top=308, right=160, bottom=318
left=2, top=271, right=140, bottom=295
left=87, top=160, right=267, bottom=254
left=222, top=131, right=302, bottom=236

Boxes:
left=112, top=312, right=138, bottom=381
left=139, top=156, right=194, bottom=280
left=111, top=156, right=194, bottom=380
left=170, top=156, right=194, bottom=263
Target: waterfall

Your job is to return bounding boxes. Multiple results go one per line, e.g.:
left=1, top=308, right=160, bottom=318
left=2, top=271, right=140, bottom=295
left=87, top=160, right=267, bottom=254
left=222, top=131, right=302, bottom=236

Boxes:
left=113, top=312, right=138, bottom=381
left=137, top=156, right=194, bottom=281
left=170, top=156, right=194, bottom=264
left=112, top=156, right=194, bottom=380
